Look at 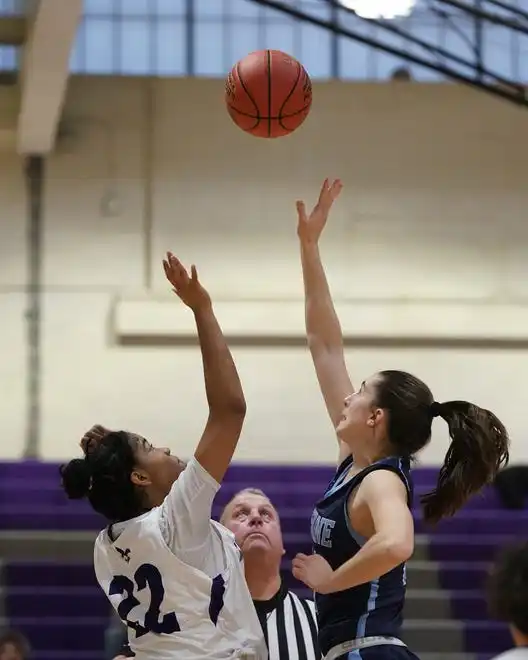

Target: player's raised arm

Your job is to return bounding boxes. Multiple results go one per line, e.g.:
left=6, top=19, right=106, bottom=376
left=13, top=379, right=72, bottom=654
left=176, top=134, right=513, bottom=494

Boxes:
left=163, top=252, right=246, bottom=484
left=297, top=179, right=353, bottom=463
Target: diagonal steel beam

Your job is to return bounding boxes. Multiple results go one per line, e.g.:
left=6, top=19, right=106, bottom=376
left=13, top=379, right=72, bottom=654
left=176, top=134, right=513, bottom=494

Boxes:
left=435, top=0, right=528, bottom=35
left=326, top=0, right=515, bottom=89
left=245, top=0, right=528, bottom=107
left=483, top=0, right=528, bottom=22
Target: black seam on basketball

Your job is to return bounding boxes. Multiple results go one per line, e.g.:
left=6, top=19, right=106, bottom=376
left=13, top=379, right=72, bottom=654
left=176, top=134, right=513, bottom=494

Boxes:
left=227, top=103, right=311, bottom=120
left=235, top=62, right=260, bottom=119
left=228, top=105, right=261, bottom=130
left=266, top=50, right=272, bottom=138
left=278, top=60, right=302, bottom=128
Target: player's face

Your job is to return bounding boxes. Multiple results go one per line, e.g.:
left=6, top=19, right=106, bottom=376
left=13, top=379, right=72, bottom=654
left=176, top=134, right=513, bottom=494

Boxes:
left=131, top=435, right=186, bottom=506
left=335, top=374, right=385, bottom=445
left=224, top=493, right=285, bottom=560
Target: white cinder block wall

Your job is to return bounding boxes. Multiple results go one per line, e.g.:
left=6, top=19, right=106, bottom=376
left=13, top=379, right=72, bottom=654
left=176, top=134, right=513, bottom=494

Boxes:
left=1, top=76, right=527, bottom=464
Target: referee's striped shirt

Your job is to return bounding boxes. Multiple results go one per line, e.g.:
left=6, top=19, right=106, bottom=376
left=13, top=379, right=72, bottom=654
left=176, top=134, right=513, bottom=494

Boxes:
left=254, top=581, right=320, bottom=660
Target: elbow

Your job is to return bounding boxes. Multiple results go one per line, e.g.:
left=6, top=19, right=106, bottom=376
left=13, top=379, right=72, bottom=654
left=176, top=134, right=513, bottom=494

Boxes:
left=231, top=397, right=247, bottom=418
left=307, top=333, right=337, bottom=355
left=386, top=536, right=414, bottom=565
left=211, top=396, right=247, bottom=419
left=306, top=332, right=319, bottom=349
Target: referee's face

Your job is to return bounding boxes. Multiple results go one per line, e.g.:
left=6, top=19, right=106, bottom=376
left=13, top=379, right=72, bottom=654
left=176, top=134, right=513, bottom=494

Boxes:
left=224, top=493, right=285, bottom=560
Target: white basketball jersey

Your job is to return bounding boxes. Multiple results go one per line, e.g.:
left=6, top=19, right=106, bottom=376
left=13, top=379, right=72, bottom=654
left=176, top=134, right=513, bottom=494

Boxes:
left=94, top=507, right=267, bottom=659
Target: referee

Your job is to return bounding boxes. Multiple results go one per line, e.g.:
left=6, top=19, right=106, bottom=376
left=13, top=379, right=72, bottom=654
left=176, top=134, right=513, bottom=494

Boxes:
left=221, top=488, right=320, bottom=660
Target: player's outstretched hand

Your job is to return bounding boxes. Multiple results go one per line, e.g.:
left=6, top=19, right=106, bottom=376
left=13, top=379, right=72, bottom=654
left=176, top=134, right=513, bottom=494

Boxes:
left=163, top=251, right=211, bottom=312
left=296, top=178, right=343, bottom=245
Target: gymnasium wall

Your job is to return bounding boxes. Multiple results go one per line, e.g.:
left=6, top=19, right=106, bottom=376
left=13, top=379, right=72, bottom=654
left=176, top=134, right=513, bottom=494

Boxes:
left=1, top=75, right=528, bottom=464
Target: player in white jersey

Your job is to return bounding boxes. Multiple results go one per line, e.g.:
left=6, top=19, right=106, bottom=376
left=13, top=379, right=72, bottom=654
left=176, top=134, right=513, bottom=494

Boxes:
left=60, top=252, right=267, bottom=660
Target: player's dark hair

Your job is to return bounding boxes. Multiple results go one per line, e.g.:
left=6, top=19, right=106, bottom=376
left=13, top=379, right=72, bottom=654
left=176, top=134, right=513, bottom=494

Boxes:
left=60, top=431, right=147, bottom=523
left=374, top=370, right=509, bottom=524
left=487, top=540, right=528, bottom=635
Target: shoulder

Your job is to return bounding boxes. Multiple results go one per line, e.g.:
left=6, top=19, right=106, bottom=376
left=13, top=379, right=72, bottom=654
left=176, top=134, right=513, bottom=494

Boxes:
left=362, top=467, right=407, bottom=492
left=94, top=527, right=114, bottom=556
left=166, top=457, right=221, bottom=501
left=94, top=528, right=108, bottom=547
left=160, top=457, right=220, bottom=521
left=361, top=458, right=412, bottom=499
left=95, top=512, right=158, bottom=555
left=358, top=468, right=410, bottom=509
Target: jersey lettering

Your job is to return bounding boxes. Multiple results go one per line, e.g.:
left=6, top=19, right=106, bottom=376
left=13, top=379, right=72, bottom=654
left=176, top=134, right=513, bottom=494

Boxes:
left=110, top=563, right=180, bottom=638
left=109, top=563, right=226, bottom=638
left=311, top=510, right=335, bottom=548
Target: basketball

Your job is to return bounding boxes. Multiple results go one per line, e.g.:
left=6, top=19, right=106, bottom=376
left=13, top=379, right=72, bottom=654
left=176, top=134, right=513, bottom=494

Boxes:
left=225, top=50, right=312, bottom=138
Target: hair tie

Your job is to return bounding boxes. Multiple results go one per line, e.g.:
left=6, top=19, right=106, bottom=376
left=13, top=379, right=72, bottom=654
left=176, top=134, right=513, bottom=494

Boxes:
left=430, top=401, right=443, bottom=418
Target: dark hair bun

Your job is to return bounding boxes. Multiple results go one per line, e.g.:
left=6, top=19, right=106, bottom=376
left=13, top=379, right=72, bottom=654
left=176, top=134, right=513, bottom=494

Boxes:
left=60, top=458, right=91, bottom=499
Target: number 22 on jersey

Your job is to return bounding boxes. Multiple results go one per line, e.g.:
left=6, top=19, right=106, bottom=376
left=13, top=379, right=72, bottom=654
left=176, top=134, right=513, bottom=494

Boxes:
left=110, top=563, right=226, bottom=638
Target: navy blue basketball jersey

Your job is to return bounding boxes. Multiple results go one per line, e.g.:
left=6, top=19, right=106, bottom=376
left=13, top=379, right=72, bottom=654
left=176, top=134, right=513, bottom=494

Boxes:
left=311, top=454, right=413, bottom=655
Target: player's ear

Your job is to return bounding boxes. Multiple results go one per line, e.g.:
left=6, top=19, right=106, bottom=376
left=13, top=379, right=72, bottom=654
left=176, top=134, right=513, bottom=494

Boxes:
left=367, top=407, right=384, bottom=427
left=130, top=468, right=152, bottom=488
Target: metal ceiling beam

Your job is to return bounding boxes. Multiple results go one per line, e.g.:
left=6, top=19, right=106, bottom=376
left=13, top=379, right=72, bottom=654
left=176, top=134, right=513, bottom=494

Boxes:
left=434, top=0, right=528, bottom=35
left=482, top=0, right=528, bottom=21
left=245, top=0, right=527, bottom=107
left=327, top=0, right=516, bottom=89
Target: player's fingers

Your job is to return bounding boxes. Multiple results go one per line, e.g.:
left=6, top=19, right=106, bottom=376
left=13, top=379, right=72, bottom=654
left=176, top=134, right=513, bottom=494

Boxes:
left=191, top=265, right=198, bottom=282
left=168, top=254, right=187, bottom=276
left=81, top=426, right=105, bottom=446
left=330, top=179, right=343, bottom=200
left=317, top=178, right=329, bottom=204
left=296, top=200, right=307, bottom=223
left=91, top=424, right=108, bottom=435
left=168, top=253, right=183, bottom=268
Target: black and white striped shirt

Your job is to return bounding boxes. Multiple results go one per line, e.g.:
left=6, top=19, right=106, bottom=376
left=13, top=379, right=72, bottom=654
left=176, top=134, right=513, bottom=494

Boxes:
left=254, top=581, right=320, bottom=660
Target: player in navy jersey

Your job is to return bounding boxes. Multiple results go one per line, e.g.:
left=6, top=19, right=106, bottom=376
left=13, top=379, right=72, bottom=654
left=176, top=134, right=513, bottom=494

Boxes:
left=291, top=180, right=510, bottom=660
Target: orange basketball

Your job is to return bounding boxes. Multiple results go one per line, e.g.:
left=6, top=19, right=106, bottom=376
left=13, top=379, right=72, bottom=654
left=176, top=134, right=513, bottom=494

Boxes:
left=225, top=50, right=312, bottom=138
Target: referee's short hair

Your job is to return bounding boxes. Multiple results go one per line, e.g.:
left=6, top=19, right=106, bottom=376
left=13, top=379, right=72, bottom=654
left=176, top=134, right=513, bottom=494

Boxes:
left=487, top=540, right=528, bottom=635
